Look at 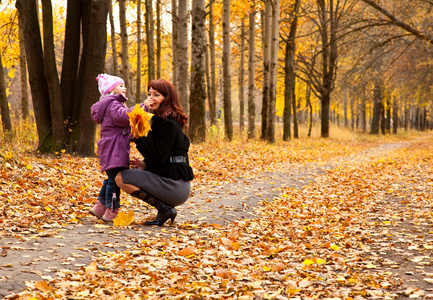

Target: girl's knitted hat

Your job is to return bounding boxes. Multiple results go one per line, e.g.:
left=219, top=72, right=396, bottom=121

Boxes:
left=96, top=73, right=124, bottom=96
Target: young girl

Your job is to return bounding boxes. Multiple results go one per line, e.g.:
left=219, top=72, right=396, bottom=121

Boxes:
left=90, top=73, right=131, bottom=223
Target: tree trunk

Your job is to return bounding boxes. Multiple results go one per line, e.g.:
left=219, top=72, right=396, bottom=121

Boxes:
left=247, top=4, right=256, bottom=139
left=156, top=0, right=161, bottom=79
left=119, top=0, right=131, bottom=100
left=42, top=0, right=65, bottom=150
left=172, top=0, right=178, bottom=88
left=283, top=40, right=292, bottom=140
left=0, top=52, right=12, bottom=133
left=16, top=0, right=52, bottom=152
left=136, top=0, right=142, bottom=104
left=380, top=101, right=385, bottom=134
left=205, top=36, right=212, bottom=125
left=283, top=0, right=300, bottom=141
left=18, top=14, right=29, bottom=120
left=392, top=96, right=398, bottom=134
left=266, top=0, right=281, bottom=143
left=209, top=1, right=217, bottom=126
left=189, top=0, right=206, bottom=143
left=350, top=90, right=355, bottom=129
left=306, top=84, right=313, bottom=138
left=385, top=99, right=391, bottom=133
left=261, top=2, right=271, bottom=140
left=146, top=0, right=155, bottom=82
left=222, top=0, right=233, bottom=141
left=18, top=0, right=109, bottom=155
left=108, top=2, right=118, bottom=75
left=239, top=17, right=246, bottom=136
left=291, top=84, right=298, bottom=138
left=321, top=93, right=330, bottom=137
left=61, top=0, right=81, bottom=129
left=317, top=0, right=338, bottom=138
left=361, top=85, right=366, bottom=132
left=343, top=90, right=348, bottom=127
left=370, top=80, right=381, bottom=134
left=75, top=0, right=109, bottom=155
left=177, top=0, right=189, bottom=115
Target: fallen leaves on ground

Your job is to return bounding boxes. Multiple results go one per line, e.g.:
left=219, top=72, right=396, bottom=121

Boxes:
left=2, top=134, right=433, bottom=298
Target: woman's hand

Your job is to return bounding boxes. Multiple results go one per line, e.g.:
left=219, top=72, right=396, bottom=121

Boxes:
left=130, top=157, right=146, bottom=170
left=143, top=97, right=155, bottom=108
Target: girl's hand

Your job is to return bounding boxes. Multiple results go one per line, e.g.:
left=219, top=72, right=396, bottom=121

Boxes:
left=130, top=157, right=146, bottom=170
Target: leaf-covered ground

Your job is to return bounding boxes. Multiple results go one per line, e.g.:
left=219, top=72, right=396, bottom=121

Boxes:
left=1, top=133, right=433, bottom=299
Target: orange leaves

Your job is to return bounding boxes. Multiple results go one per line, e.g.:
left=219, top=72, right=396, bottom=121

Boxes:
left=127, top=104, right=153, bottom=139
left=178, top=245, right=198, bottom=256
left=34, top=281, right=52, bottom=293
left=5, top=135, right=433, bottom=298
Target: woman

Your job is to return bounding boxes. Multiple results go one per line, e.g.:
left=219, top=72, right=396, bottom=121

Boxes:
left=115, top=79, right=194, bottom=226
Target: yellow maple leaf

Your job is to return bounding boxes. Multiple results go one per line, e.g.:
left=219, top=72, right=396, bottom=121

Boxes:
left=127, top=104, right=153, bottom=139
left=303, top=259, right=315, bottom=265
left=113, top=210, right=135, bottom=227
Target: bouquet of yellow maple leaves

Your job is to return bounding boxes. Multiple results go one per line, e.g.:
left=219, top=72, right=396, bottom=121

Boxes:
left=127, top=104, right=153, bottom=139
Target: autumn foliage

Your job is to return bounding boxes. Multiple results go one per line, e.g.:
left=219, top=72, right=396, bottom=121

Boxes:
left=127, top=104, right=153, bottom=139
left=2, top=124, right=433, bottom=298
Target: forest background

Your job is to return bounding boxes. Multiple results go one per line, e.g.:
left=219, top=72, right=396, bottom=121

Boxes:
left=0, top=0, right=433, bottom=154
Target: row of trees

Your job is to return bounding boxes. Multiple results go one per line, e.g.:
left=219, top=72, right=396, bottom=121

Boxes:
left=1, top=0, right=433, bottom=155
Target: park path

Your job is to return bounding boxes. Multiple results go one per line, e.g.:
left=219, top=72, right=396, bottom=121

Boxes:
left=0, top=140, right=417, bottom=298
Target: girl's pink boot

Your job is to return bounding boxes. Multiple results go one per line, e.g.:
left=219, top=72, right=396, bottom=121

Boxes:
left=89, top=201, right=107, bottom=220
left=102, top=208, right=119, bottom=223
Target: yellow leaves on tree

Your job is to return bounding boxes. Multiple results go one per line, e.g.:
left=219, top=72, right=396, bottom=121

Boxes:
left=127, top=104, right=153, bottom=139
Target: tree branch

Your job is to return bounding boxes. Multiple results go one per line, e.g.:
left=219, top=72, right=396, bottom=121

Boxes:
left=361, top=0, right=433, bottom=44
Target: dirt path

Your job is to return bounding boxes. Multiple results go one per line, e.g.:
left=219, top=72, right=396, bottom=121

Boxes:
left=1, top=140, right=429, bottom=299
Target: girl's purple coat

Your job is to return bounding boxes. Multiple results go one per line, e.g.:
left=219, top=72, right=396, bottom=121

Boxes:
left=91, top=94, right=131, bottom=173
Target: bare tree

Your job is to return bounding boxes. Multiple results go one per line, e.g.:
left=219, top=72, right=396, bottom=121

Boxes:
left=156, top=0, right=162, bottom=79
left=136, top=0, right=143, bottom=104
left=108, top=2, right=118, bottom=75
left=261, top=1, right=271, bottom=140
left=282, top=0, right=300, bottom=141
left=42, top=0, right=65, bottom=150
left=172, top=0, right=178, bottom=88
left=17, top=0, right=52, bottom=151
left=189, top=0, right=207, bottom=143
left=222, top=0, right=233, bottom=140
left=146, top=0, right=155, bottom=82
left=208, top=1, right=217, bottom=126
left=18, top=14, right=29, bottom=120
left=119, top=0, right=131, bottom=100
left=239, top=16, right=246, bottom=135
left=177, top=0, right=189, bottom=115
left=0, top=51, right=12, bottom=133
left=247, top=2, right=256, bottom=139
left=18, top=0, right=110, bottom=154
left=266, top=0, right=281, bottom=143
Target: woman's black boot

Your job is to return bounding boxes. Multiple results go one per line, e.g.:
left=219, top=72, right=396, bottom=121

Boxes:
left=130, top=189, right=177, bottom=226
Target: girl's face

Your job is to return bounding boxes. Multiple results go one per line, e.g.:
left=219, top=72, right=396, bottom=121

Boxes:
left=111, top=83, right=127, bottom=97
left=146, top=87, right=165, bottom=111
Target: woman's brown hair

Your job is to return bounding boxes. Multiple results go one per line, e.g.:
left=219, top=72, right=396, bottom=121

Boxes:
left=147, top=79, right=188, bottom=128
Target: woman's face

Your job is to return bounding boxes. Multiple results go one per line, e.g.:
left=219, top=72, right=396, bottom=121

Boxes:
left=146, top=87, right=165, bottom=111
